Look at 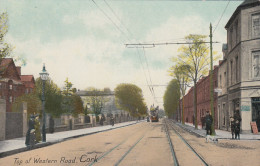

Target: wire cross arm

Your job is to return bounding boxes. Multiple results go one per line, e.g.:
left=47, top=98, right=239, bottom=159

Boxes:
left=125, top=41, right=220, bottom=47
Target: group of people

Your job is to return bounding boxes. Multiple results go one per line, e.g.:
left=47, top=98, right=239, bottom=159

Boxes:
left=230, top=110, right=242, bottom=140
left=25, top=113, right=41, bottom=147
left=99, top=114, right=114, bottom=126
left=204, top=110, right=241, bottom=140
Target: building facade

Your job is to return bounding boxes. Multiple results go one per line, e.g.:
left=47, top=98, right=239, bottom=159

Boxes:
left=218, top=0, right=260, bottom=133
left=0, top=58, right=35, bottom=112
left=181, top=67, right=219, bottom=129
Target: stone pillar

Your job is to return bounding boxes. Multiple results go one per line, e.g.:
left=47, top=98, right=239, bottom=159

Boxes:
left=21, top=102, right=27, bottom=137
left=0, top=99, right=6, bottom=141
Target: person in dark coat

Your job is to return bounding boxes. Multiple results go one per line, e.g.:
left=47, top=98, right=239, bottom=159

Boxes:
left=100, top=116, right=104, bottom=126
left=234, top=110, right=241, bottom=140
left=230, top=116, right=235, bottom=139
left=110, top=116, right=114, bottom=126
left=205, top=111, right=213, bottom=135
left=25, top=114, right=35, bottom=146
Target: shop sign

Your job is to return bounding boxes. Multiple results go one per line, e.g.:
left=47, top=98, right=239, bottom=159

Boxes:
left=241, top=105, right=250, bottom=111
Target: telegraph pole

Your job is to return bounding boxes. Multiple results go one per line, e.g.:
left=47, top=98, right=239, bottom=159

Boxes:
left=210, top=23, right=215, bottom=135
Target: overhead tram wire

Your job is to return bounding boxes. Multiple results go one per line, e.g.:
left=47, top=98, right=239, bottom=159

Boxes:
left=93, top=0, right=158, bottom=105
left=102, top=0, right=159, bottom=105
left=91, top=0, right=131, bottom=42
left=103, top=0, right=134, bottom=37
left=213, top=0, right=231, bottom=33
left=125, top=41, right=220, bottom=47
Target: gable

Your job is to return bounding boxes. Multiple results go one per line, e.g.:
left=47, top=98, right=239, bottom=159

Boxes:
left=3, top=61, right=21, bottom=80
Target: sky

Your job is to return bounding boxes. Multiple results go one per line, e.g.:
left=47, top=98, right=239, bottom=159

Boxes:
left=0, top=0, right=243, bottom=109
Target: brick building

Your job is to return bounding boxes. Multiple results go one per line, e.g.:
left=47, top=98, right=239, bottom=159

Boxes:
left=180, top=66, right=219, bottom=129
left=0, top=58, right=35, bottom=112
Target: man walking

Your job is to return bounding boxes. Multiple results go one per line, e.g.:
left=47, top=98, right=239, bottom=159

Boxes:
left=205, top=111, right=213, bottom=135
left=234, top=110, right=241, bottom=140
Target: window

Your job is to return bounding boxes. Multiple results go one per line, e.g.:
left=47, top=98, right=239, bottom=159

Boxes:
left=9, top=84, right=12, bottom=90
left=235, top=20, right=239, bottom=44
left=220, top=75, right=222, bottom=88
left=230, top=60, right=233, bottom=85
left=9, top=96, right=12, bottom=103
left=253, top=51, right=260, bottom=78
left=236, top=56, right=239, bottom=82
left=229, top=27, right=233, bottom=50
left=252, top=13, right=260, bottom=38
left=224, top=72, right=227, bottom=86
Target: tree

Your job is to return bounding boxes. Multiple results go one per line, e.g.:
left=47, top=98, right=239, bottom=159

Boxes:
left=172, top=34, right=220, bottom=129
left=60, top=78, right=83, bottom=116
left=71, top=94, right=84, bottom=116
left=163, top=79, right=180, bottom=118
left=0, top=12, right=25, bottom=67
left=115, top=83, right=147, bottom=117
left=63, top=77, right=73, bottom=96
left=12, top=92, right=41, bottom=118
left=0, top=12, right=11, bottom=61
left=169, top=64, right=191, bottom=124
left=35, top=77, right=63, bottom=117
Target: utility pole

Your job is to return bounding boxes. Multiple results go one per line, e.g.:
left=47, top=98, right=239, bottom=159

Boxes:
left=210, top=23, right=215, bottom=136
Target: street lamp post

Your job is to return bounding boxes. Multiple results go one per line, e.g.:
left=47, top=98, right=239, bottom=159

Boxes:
left=39, top=63, right=49, bottom=142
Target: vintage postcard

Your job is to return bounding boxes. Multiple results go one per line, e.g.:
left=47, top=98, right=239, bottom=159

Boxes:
left=0, top=0, right=260, bottom=165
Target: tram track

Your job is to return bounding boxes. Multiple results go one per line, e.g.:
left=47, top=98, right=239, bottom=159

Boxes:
left=164, top=119, right=209, bottom=166
left=88, top=123, right=152, bottom=166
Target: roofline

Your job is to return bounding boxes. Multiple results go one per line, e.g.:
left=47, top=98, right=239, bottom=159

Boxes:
left=225, top=1, right=260, bottom=29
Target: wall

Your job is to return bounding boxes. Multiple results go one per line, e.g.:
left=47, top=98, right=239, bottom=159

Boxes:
left=0, top=99, right=6, bottom=141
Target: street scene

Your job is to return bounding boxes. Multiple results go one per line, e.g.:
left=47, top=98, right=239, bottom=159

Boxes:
left=1, top=0, right=260, bottom=165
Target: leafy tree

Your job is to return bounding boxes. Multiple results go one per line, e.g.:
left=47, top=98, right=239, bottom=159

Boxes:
left=172, top=34, right=220, bottom=128
left=163, top=79, right=180, bottom=118
left=60, top=78, right=83, bottom=116
left=63, top=77, right=73, bottom=96
left=35, top=77, right=63, bottom=117
left=12, top=91, right=41, bottom=119
left=0, top=12, right=11, bottom=61
left=169, top=64, right=191, bottom=124
left=115, top=83, right=147, bottom=117
left=0, top=12, right=25, bottom=67
left=72, top=94, right=84, bottom=116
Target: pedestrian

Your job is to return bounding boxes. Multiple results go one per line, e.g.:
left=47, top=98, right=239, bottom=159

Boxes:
left=205, top=111, right=213, bottom=135
left=110, top=116, right=114, bottom=126
left=234, top=110, right=241, bottom=140
left=29, top=129, right=36, bottom=149
left=100, top=116, right=104, bottom=126
left=230, top=116, right=235, bottom=139
left=49, top=116, right=55, bottom=133
left=25, top=114, right=35, bottom=146
left=34, top=115, right=41, bottom=143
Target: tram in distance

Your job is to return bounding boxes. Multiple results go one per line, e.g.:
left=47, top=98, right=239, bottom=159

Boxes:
left=150, top=105, right=159, bottom=122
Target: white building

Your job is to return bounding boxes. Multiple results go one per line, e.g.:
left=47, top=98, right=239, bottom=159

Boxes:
left=218, top=0, right=260, bottom=133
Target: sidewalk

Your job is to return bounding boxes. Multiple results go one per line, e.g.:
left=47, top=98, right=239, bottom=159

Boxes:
left=175, top=122, right=260, bottom=140
left=0, top=120, right=144, bottom=158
